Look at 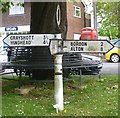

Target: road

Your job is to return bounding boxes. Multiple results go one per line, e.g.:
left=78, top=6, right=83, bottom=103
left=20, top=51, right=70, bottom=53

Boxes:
left=0, top=60, right=119, bottom=75
left=100, top=59, right=119, bottom=75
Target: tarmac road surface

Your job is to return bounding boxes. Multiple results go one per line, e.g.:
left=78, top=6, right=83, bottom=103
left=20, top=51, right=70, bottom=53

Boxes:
left=0, top=60, right=119, bottom=76
left=100, top=59, right=119, bottom=75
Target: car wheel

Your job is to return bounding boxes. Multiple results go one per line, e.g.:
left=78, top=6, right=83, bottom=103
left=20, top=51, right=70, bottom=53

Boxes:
left=110, top=54, right=120, bottom=63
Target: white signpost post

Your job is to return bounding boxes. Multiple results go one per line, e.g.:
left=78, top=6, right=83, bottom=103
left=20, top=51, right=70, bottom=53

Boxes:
left=50, top=39, right=64, bottom=112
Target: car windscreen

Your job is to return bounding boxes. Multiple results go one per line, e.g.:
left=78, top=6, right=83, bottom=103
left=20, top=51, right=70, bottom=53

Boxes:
left=114, top=40, right=120, bottom=48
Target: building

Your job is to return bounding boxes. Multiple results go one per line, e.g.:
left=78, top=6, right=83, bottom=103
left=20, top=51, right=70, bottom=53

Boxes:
left=66, top=2, right=85, bottom=39
left=0, top=1, right=91, bottom=50
left=0, top=2, right=31, bottom=51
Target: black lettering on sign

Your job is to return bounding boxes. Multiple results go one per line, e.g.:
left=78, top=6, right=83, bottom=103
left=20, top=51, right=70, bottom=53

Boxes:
left=43, top=35, right=48, bottom=44
left=10, top=35, right=34, bottom=40
left=71, top=47, right=84, bottom=51
left=101, top=42, right=103, bottom=51
left=10, top=36, right=15, bottom=40
left=101, top=42, right=103, bottom=46
left=26, top=41, right=31, bottom=45
left=10, top=41, right=25, bottom=45
left=71, top=41, right=87, bottom=46
left=101, top=47, right=103, bottom=51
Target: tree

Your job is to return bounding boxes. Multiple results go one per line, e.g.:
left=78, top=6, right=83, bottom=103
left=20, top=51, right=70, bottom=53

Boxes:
left=0, top=1, right=24, bottom=13
left=0, top=1, right=12, bottom=13
left=30, top=2, right=67, bottom=37
left=0, top=1, right=68, bottom=80
left=30, top=2, right=67, bottom=80
left=97, top=2, right=119, bottom=39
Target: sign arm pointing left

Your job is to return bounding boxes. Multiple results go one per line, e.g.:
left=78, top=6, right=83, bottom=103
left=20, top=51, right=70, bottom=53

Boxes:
left=3, top=34, right=61, bottom=47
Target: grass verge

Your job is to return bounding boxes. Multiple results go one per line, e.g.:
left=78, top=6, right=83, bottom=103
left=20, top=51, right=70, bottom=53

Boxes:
left=1, top=74, right=118, bottom=116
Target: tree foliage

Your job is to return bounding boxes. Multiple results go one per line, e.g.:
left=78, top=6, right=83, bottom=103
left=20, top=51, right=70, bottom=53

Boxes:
left=97, top=2, right=119, bottom=39
left=0, top=1, right=12, bottom=13
left=0, top=1, right=24, bottom=13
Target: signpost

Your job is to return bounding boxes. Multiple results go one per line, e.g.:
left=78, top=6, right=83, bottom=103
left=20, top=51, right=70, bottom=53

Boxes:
left=50, top=39, right=114, bottom=55
left=49, top=39, right=114, bottom=112
left=3, top=34, right=114, bottom=113
left=3, top=34, right=63, bottom=112
left=63, top=40, right=114, bottom=53
left=3, top=34, right=61, bottom=47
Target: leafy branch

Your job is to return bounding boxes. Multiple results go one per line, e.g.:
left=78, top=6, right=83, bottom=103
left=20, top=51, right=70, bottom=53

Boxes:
left=0, top=1, right=24, bottom=13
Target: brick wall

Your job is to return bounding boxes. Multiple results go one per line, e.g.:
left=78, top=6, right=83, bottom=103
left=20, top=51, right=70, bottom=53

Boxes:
left=66, top=2, right=85, bottom=39
left=1, top=2, right=31, bottom=27
left=1, top=2, right=88, bottom=39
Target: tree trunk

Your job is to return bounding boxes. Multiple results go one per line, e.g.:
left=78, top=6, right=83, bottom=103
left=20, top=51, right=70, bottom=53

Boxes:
left=30, top=2, right=67, bottom=80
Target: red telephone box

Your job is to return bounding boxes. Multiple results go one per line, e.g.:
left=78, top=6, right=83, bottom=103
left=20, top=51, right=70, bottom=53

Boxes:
left=80, top=27, right=98, bottom=40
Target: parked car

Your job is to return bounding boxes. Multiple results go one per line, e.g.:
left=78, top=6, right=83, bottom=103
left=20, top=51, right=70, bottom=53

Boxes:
left=63, top=53, right=103, bottom=76
left=81, top=54, right=103, bottom=74
left=0, top=50, right=7, bottom=63
left=105, top=39, right=120, bottom=63
left=2, top=47, right=103, bottom=78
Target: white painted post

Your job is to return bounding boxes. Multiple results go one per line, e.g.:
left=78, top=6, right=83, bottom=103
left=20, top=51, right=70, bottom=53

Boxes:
left=54, top=53, right=64, bottom=112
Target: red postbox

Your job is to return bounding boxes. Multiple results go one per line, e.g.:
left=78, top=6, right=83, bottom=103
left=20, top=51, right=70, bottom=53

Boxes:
left=80, top=27, right=98, bottom=40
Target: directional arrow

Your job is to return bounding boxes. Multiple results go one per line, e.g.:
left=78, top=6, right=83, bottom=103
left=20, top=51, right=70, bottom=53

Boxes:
left=3, top=34, right=61, bottom=47
left=50, top=40, right=114, bottom=55
left=63, top=40, right=114, bottom=53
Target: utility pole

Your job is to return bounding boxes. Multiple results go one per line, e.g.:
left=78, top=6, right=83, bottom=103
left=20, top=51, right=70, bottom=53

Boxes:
left=93, top=0, right=97, bottom=30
